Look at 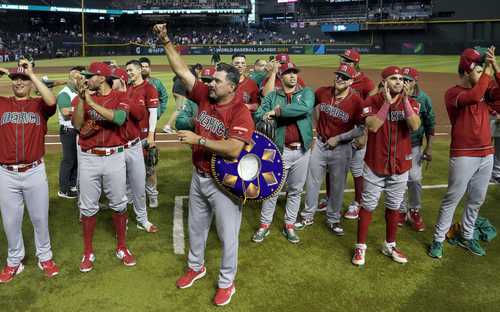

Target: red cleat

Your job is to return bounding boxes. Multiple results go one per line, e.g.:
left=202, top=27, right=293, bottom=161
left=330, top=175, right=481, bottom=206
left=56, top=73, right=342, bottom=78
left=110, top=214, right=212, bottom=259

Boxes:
left=213, top=284, right=236, bottom=306
left=0, top=263, right=24, bottom=283
left=116, top=248, right=136, bottom=267
left=176, top=266, right=207, bottom=289
left=408, top=210, right=425, bottom=232
left=38, top=260, right=60, bottom=278
left=80, top=253, right=96, bottom=273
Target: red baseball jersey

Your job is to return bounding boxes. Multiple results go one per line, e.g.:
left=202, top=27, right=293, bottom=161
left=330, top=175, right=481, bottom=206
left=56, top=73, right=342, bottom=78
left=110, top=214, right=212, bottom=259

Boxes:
left=445, top=73, right=500, bottom=157
left=76, top=89, right=130, bottom=150
left=261, top=75, right=306, bottom=92
left=315, top=86, right=364, bottom=140
left=128, top=81, right=159, bottom=139
left=188, top=81, right=255, bottom=173
left=236, top=77, right=260, bottom=112
left=363, top=93, right=420, bottom=176
left=0, top=96, right=55, bottom=164
left=352, top=72, right=376, bottom=100
left=120, top=89, right=146, bottom=142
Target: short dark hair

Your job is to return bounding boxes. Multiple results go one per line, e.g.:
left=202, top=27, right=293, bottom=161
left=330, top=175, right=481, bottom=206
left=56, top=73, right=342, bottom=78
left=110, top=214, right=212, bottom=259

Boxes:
left=70, top=66, right=85, bottom=72
left=126, top=60, right=142, bottom=68
left=105, top=76, right=115, bottom=87
left=138, top=57, right=151, bottom=65
left=216, top=63, right=240, bottom=87
left=232, top=53, right=246, bottom=60
left=192, top=63, right=203, bottom=71
left=458, top=67, right=465, bottom=77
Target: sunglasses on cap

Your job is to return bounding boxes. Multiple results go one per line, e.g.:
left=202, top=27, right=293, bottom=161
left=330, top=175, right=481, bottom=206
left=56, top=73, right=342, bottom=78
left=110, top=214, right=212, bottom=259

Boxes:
left=335, top=74, right=351, bottom=81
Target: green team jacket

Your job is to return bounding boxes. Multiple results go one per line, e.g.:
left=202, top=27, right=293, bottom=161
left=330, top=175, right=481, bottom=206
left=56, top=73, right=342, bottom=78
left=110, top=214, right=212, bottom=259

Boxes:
left=411, top=89, right=435, bottom=147
left=254, top=87, right=315, bottom=153
left=147, top=77, right=169, bottom=119
left=175, top=99, right=198, bottom=131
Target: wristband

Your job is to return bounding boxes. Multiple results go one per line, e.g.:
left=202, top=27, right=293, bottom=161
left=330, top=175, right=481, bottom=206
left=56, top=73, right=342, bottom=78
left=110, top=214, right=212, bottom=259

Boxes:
left=375, top=101, right=391, bottom=121
left=403, top=98, right=417, bottom=119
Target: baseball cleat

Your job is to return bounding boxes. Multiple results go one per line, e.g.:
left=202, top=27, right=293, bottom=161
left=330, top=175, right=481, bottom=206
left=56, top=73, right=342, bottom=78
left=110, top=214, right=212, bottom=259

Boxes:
left=149, top=196, right=159, bottom=208
left=294, top=218, right=314, bottom=231
left=213, top=284, right=236, bottom=306
left=38, top=259, right=60, bottom=278
left=58, top=190, right=78, bottom=199
left=327, top=222, right=345, bottom=236
left=116, top=248, right=136, bottom=266
left=407, top=209, right=425, bottom=232
left=381, top=243, right=408, bottom=264
left=456, top=236, right=486, bottom=256
left=162, top=125, right=176, bottom=134
left=428, top=241, right=444, bottom=259
left=316, top=198, right=328, bottom=212
left=176, top=266, right=207, bottom=289
left=137, top=221, right=159, bottom=233
left=282, top=225, right=300, bottom=244
left=252, top=224, right=270, bottom=243
left=0, top=263, right=24, bottom=283
left=344, top=201, right=359, bottom=220
left=352, top=244, right=366, bottom=266
left=80, top=253, right=96, bottom=273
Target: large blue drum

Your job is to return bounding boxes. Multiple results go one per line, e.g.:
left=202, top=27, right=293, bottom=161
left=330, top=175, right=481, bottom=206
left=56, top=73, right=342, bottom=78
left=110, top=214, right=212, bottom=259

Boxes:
left=211, top=131, right=285, bottom=202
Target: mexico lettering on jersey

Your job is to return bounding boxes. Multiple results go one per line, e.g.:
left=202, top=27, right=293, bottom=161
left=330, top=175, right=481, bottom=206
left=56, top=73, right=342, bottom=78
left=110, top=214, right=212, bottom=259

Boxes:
left=74, top=89, right=130, bottom=150
left=0, top=96, right=56, bottom=164
left=128, top=81, right=159, bottom=139
left=188, top=81, right=255, bottom=173
left=362, top=93, right=420, bottom=176
left=445, top=73, right=499, bottom=157
left=314, top=86, right=364, bottom=140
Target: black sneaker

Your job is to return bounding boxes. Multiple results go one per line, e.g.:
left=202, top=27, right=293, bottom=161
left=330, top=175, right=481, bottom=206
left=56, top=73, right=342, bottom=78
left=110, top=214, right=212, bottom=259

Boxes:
left=327, top=222, right=345, bottom=236
left=58, top=190, right=77, bottom=199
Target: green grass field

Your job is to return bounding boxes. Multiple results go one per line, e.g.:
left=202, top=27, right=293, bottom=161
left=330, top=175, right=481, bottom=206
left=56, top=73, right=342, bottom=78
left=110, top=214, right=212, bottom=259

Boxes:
left=0, top=139, right=499, bottom=311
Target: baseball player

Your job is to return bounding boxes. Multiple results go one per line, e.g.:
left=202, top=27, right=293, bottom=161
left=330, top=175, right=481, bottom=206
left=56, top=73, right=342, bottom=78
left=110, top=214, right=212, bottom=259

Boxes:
left=154, top=24, right=254, bottom=306
left=73, top=62, right=135, bottom=272
left=134, top=60, right=161, bottom=209
left=294, top=64, right=365, bottom=236
left=352, top=66, right=421, bottom=266
left=0, top=61, right=60, bottom=283
left=162, top=64, right=202, bottom=134
left=114, top=64, right=159, bottom=233
left=57, top=66, right=85, bottom=199
left=336, top=49, right=377, bottom=219
left=249, top=58, right=268, bottom=87
left=231, top=53, right=261, bottom=112
left=397, top=67, right=435, bottom=232
left=139, top=57, right=169, bottom=120
left=261, top=53, right=306, bottom=97
left=252, top=62, right=315, bottom=244
left=429, top=47, right=500, bottom=259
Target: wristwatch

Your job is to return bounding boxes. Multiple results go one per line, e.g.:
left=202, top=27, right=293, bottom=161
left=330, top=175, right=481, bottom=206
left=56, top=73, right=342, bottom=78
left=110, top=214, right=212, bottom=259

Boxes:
left=198, top=137, right=207, bottom=146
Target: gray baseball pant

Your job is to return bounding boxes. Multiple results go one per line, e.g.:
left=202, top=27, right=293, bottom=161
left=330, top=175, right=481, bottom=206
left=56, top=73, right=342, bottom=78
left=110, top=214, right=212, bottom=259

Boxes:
left=400, top=145, right=423, bottom=212
left=125, top=141, right=149, bottom=226
left=0, top=163, right=53, bottom=267
left=302, top=140, right=351, bottom=224
left=260, top=147, right=310, bottom=225
left=433, top=155, right=493, bottom=242
left=187, top=170, right=242, bottom=288
left=362, top=165, right=409, bottom=212
left=78, top=150, right=128, bottom=217
left=350, top=146, right=366, bottom=178
left=493, top=138, right=500, bottom=179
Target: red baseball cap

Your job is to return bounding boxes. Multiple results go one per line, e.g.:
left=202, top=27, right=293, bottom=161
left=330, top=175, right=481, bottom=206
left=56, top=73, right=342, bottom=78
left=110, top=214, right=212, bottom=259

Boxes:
left=459, top=48, right=483, bottom=73
left=339, top=49, right=361, bottom=63
left=81, top=62, right=112, bottom=77
left=276, top=53, right=290, bottom=64
left=112, top=67, right=128, bottom=83
left=401, top=67, right=419, bottom=81
left=201, top=67, right=216, bottom=82
left=335, top=64, right=357, bottom=79
left=381, top=66, right=402, bottom=79
left=8, top=67, right=31, bottom=80
left=279, top=62, right=300, bottom=75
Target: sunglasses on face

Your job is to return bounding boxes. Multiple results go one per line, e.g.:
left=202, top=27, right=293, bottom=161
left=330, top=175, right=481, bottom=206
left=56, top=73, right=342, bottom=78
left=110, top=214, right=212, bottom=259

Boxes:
left=335, top=74, right=350, bottom=81
left=403, top=78, right=413, bottom=83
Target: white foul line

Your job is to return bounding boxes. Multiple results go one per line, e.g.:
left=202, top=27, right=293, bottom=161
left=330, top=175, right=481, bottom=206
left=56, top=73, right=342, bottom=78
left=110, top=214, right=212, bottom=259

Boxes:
left=172, top=183, right=494, bottom=255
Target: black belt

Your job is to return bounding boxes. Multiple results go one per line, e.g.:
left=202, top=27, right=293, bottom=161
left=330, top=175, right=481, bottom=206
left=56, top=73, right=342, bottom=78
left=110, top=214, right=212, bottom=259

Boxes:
left=196, top=168, right=212, bottom=178
left=124, top=138, right=141, bottom=149
left=285, top=143, right=302, bottom=150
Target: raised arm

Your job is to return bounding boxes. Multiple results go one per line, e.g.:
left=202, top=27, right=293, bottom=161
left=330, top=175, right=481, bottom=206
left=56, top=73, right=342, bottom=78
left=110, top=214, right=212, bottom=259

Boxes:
left=153, top=24, right=196, bottom=93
